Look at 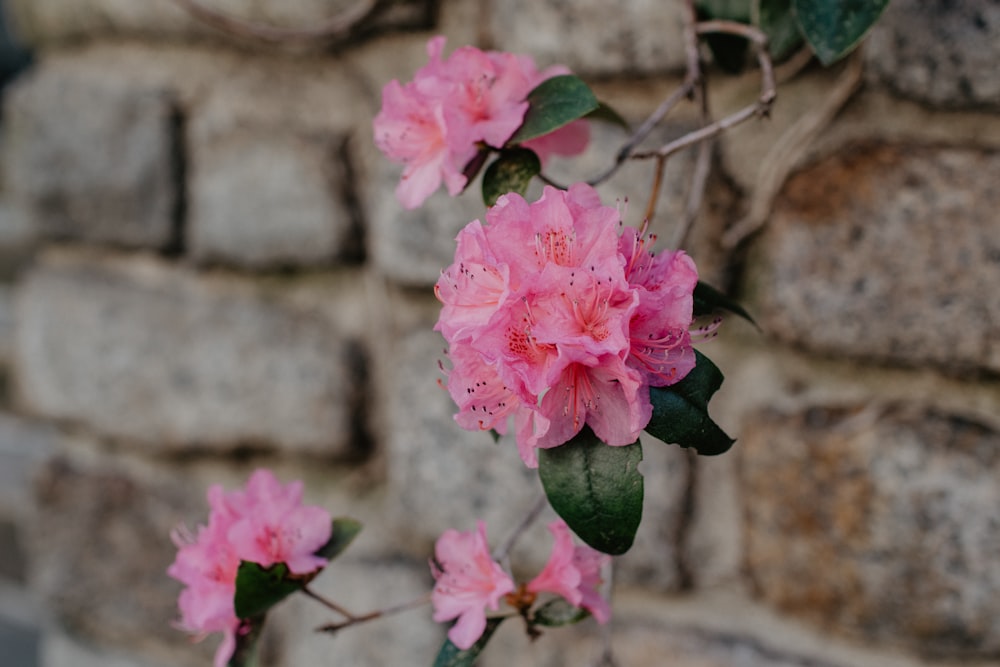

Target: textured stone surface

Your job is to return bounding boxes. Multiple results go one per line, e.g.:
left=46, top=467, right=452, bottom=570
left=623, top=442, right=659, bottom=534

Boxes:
left=189, top=131, right=359, bottom=268
left=6, top=0, right=434, bottom=49
left=2, top=64, right=178, bottom=249
left=742, top=406, right=1000, bottom=657
left=867, top=0, right=1000, bottom=109
left=746, top=144, right=1000, bottom=374
left=28, top=458, right=214, bottom=666
left=488, top=0, right=686, bottom=76
left=14, top=250, right=365, bottom=455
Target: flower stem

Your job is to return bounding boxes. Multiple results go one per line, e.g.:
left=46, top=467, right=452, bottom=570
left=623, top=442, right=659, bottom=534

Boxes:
left=315, top=592, right=432, bottom=634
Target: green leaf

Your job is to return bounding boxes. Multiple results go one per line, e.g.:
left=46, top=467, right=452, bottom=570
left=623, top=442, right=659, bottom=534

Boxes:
left=460, top=147, right=492, bottom=192
left=538, top=427, right=643, bottom=556
left=315, top=517, right=363, bottom=562
left=432, top=617, right=505, bottom=667
left=228, top=617, right=266, bottom=667
left=793, top=0, right=890, bottom=65
left=646, top=350, right=734, bottom=456
left=754, top=0, right=805, bottom=61
left=508, top=75, right=598, bottom=144
left=693, top=280, right=758, bottom=328
left=586, top=102, right=630, bottom=132
left=482, top=148, right=541, bottom=207
left=697, top=0, right=752, bottom=21
left=234, top=562, right=304, bottom=619
left=697, top=0, right=752, bottom=73
left=533, top=598, right=590, bottom=627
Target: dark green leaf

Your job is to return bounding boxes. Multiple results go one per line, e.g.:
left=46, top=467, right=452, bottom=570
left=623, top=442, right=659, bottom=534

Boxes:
left=693, top=280, right=757, bottom=328
left=432, top=617, right=505, bottom=667
left=586, top=102, right=630, bottom=132
left=489, top=429, right=501, bottom=444
left=793, top=0, right=890, bottom=65
left=538, top=427, right=643, bottom=556
left=234, top=562, right=303, bottom=619
left=482, top=148, right=541, bottom=207
left=508, top=75, right=598, bottom=144
left=697, top=0, right=752, bottom=73
left=533, top=598, right=590, bottom=627
left=228, top=617, right=265, bottom=667
left=315, top=517, right=363, bottom=562
left=646, top=350, right=735, bottom=456
left=755, top=0, right=805, bottom=61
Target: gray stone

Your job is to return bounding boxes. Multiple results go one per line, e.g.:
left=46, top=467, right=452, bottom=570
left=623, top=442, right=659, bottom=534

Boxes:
left=745, top=144, right=1000, bottom=374
left=28, top=458, right=216, bottom=666
left=5, top=0, right=434, bottom=50
left=488, top=0, right=686, bottom=77
left=188, top=131, right=359, bottom=268
left=41, top=630, right=180, bottom=667
left=867, top=0, right=1000, bottom=109
left=741, top=405, right=1000, bottom=657
left=2, top=64, right=178, bottom=249
left=14, top=249, right=364, bottom=455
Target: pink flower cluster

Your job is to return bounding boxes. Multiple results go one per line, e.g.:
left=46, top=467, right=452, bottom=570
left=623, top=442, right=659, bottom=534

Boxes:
left=431, top=519, right=610, bottom=650
left=168, top=469, right=332, bottom=667
left=435, top=183, right=698, bottom=466
left=373, top=36, right=589, bottom=209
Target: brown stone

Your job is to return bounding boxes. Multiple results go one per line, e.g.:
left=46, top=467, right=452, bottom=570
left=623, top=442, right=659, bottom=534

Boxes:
left=745, top=143, right=1000, bottom=374
left=741, top=405, right=1000, bottom=657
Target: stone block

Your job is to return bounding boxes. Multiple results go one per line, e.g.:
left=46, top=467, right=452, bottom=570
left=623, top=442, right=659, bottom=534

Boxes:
left=5, top=0, right=434, bottom=50
left=741, top=405, right=1000, bottom=657
left=188, top=131, right=360, bottom=268
left=488, top=0, right=686, bottom=76
left=14, top=249, right=365, bottom=455
left=41, top=630, right=180, bottom=667
left=2, top=64, right=178, bottom=249
left=866, top=0, right=1000, bottom=109
left=745, top=144, right=1000, bottom=374
left=27, top=458, right=215, bottom=666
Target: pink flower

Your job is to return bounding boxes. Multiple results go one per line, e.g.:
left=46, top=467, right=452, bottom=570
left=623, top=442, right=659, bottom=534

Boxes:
left=373, top=37, right=590, bottom=209
left=435, top=184, right=698, bottom=465
left=168, top=469, right=332, bottom=666
left=528, top=520, right=611, bottom=623
left=430, top=521, right=516, bottom=650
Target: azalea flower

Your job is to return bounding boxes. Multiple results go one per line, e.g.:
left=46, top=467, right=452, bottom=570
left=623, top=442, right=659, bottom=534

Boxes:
left=527, top=520, right=611, bottom=623
left=435, top=184, right=699, bottom=465
left=430, top=521, right=516, bottom=650
left=373, top=36, right=590, bottom=209
left=168, top=469, right=332, bottom=666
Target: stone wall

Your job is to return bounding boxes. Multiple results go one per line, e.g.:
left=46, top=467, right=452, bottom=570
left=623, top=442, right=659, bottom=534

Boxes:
left=0, top=1, right=999, bottom=666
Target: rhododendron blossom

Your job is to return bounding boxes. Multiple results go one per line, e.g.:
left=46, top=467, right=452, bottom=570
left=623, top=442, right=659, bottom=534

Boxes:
left=431, top=521, right=516, bottom=650
left=528, top=520, right=611, bottom=623
left=373, top=36, right=590, bottom=209
left=435, top=183, right=699, bottom=466
left=168, top=469, right=332, bottom=667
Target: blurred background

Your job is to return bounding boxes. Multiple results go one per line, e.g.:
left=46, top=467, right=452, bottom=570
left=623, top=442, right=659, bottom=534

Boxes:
left=0, top=0, right=999, bottom=666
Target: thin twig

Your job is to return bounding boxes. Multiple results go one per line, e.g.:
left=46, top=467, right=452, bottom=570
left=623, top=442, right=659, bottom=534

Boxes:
left=168, top=0, right=383, bottom=44
left=316, top=593, right=432, bottom=634
left=303, top=586, right=357, bottom=619
left=720, top=53, right=863, bottom=249
left=492, top=493, right=548, bottom=563
left=642, top=157, right=667, bottom=225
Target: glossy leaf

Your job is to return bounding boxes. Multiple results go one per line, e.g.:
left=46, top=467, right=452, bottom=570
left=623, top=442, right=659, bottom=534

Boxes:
left=432, top=617, right=505, bottom=667
left=315, top=517, right=363, bottom=562
left=538, top=427, right=643, bottom=556
left=586, top=102, right=630, bottom=132
left=482, top=148, right=541, bottom=207
left=508, top=75, right=598, bottom=144
left=793, top=0, right=890, bottom=65
left=693, top=280, right=757, bottom=328
left=755, top=0, right=805, bottom=60
left=646, top=350, right=734, bottom=456
left=533, top=598, right=590, bottom=627
left=234, top=562, right=303, bottom=619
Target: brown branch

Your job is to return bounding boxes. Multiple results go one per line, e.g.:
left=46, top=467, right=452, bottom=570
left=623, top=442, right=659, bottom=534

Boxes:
left=168, top=0, right=383, bottom=44
left=643, top=157, right=667, bottom=225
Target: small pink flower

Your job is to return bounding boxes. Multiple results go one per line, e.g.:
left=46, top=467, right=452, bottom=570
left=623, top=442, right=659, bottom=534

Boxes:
left=168, top=469, right=332, bottom=666
left=373, top=37, right=590, bottom=209
left=431, top=521, right=516, bottom=650
left=528, top=520, right=611, bottom=623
